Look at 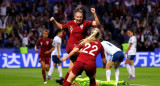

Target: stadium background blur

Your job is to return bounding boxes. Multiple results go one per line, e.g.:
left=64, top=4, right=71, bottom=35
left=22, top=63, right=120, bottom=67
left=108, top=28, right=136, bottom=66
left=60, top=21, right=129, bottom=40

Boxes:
left=1, top=0, right=160, bottom=52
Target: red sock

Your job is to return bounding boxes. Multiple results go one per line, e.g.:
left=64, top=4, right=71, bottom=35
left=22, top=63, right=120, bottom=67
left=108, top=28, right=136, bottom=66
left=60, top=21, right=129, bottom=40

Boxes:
left=62, top=81, right=71, bottom=86
left=42, top=69, right=46, bottom=82
left=89, top=78, right=96, bottom=86
left=63, top=72, right=70, bottom=83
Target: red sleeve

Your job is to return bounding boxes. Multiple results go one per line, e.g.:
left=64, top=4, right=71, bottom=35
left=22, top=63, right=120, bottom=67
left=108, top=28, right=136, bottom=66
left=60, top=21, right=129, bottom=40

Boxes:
left=86, top=20, right=93, bottom=29
left=36, top=39, right=40, bottom=47
left=100, top=45, right=105, bottom=59
left=62, top=21, right=69, bottom=30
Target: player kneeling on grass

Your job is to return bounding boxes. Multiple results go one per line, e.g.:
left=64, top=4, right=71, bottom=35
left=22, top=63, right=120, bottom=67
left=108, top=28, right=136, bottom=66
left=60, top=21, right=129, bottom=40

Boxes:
left=46, top=29, right=64, bottom=84
left=61, top=28, right=106, bottom=86
left=101, top=41, right=124, bottom=82
left=35, top=30, right=54, bottom=84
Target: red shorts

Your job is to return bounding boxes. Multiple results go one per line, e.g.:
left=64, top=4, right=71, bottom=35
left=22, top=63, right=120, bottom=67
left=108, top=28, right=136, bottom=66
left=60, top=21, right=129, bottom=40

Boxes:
left=39, top=55, right=51, bottom=65
left=72, top=61, right=96, bottom=77
left=66, top=43, right=79, bottom=62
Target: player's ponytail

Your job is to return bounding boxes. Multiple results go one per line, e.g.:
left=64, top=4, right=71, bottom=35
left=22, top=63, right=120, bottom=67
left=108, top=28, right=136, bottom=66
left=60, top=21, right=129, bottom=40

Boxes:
left=80, top=28, right=101, bottom=45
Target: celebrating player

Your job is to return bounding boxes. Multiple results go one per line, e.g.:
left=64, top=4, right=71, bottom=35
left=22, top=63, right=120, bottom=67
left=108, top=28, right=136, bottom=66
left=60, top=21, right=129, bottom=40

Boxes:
left=50, top=7, right=100, bottom=83
left=61, top=28, right=106, bottom=86
left=124, top=29, right=137, bottom=79
left=101, top=41, right=124, bottom=81
left=35, top=30, right=54, bottom=84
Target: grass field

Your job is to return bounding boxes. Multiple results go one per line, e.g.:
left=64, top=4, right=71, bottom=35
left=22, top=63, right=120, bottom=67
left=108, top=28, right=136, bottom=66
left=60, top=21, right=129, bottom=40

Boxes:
left=0, top=67, right=160, bottom=86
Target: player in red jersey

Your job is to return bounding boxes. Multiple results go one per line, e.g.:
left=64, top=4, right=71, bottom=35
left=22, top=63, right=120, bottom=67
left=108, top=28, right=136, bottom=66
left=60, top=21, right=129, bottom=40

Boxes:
left=50, top=7, right=100, bottom=83
left=35, top=30, right=54, bottom=84
left=61, top=28, right=106, bottom=86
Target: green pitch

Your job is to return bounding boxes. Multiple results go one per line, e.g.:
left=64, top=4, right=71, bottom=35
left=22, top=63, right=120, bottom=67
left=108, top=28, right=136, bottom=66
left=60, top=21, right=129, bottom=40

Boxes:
left=0, top=67, right=160, bottom=86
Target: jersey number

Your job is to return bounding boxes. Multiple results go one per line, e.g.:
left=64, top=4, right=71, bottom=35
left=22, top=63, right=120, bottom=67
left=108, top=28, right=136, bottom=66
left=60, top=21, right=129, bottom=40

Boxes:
left=82, top=43, right=98, bottom=56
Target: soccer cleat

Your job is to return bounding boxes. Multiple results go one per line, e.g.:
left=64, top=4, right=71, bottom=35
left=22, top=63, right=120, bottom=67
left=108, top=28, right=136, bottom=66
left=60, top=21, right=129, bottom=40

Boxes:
left=46, top=75, right=51, bottom=80
left=44, top=81, right=47, bottom=84
left=128, top=75, right=133, bottom=79
left=56, top=77, right=64, bottom=85
left=132, top=77, right=136, bottom=79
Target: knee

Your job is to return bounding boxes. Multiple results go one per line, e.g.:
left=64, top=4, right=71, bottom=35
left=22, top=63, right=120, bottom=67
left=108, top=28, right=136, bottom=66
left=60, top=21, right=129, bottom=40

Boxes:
left=42, top=66, right=45, bottom=70
left=46, top=67, right=50, bottom=71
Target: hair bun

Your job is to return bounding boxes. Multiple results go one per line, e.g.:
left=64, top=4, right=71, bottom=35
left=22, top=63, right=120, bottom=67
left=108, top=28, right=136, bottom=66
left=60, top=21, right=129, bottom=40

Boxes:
left=75, top=7, right=83, bottom=13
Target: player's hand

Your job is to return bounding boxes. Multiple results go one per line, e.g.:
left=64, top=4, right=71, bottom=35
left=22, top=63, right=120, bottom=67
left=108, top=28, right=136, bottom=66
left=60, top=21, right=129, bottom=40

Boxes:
left=57, top=55, right=60, bottom=58
left=45, top=51, right=50, bottom=54
left=61, top=57, right=67, bottom=62
left=102, top=64, right=106, bottom=69
left=50, top=17, right=55, bottom=21
left=91, top=8, right=95, bottom=14
left=124, top=53, right=126, bottom=57
left=35, top=49, right=38, bottom=52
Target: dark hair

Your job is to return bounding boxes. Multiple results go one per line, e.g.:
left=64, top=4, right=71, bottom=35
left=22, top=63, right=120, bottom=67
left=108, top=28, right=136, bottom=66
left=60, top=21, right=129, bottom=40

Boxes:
left=127, top=29, right=134, bottom=35
left=74, top=7, right=83, bottom=16
left=55, top=29, right=63, bottom=35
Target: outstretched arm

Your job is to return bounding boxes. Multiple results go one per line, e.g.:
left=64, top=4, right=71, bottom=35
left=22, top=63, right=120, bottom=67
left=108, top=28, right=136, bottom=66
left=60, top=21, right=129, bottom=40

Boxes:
left=50, top=17, right=63, bottom=29
left=61, top=47, right=80, bottom=62
left=91, top=8, right=100, bottom=26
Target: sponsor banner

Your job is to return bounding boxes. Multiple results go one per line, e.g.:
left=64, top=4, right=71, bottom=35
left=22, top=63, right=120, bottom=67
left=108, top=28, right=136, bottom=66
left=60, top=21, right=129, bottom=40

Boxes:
left=0, top=49, right=160, bottom=68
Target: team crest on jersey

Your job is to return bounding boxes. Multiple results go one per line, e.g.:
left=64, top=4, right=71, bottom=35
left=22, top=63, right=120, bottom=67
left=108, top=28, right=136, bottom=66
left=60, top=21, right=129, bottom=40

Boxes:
left=70, top=26, right=73, bottom=33
left=46, top=41, right=49, bottom=45
left=80, top=24, right=83, bottom=29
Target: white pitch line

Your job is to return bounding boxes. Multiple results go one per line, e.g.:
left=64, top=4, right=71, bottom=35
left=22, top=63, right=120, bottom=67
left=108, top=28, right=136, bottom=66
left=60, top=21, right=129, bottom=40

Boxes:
left=130, top=84, right=149, bottom=86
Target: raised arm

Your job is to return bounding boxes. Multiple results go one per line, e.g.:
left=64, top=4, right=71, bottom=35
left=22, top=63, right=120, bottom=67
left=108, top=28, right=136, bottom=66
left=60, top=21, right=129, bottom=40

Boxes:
left=91, top=8, right=100, bottom=26
left=50, top=17, right=63, bottom=29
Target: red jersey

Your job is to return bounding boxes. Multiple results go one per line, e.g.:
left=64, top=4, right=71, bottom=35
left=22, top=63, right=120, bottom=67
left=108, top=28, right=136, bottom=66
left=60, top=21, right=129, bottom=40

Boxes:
left=76, top=40, right=105, bottom=66
left=36, top=38, right=53, bottom=57
left=62, top=20, right=93, bottom=44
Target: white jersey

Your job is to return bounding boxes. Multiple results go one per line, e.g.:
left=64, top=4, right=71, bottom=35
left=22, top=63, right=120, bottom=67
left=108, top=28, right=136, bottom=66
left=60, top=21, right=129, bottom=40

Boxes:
left=52, top=36, right=62, bottom=55
left=128, top=36, right=137, bottom=55
left=101, top=41, right=121, bottom=56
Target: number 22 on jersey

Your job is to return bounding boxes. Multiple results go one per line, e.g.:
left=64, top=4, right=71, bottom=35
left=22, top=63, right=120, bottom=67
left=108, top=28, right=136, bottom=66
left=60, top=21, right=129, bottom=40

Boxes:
left=82, top=43, right=98, bottom=56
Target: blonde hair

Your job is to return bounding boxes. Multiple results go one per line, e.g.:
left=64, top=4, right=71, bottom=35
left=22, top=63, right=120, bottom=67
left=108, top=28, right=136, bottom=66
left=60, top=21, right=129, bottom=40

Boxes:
left=80, top=28, right=101, bottom=45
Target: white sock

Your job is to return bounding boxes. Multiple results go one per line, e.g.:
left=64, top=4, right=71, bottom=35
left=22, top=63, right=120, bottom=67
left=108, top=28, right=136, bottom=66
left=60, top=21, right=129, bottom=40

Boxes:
left=58, top=66, right=62, bottom=78
left=130, top=65, right=135, bottom=77
left=106, top=70, right=111, bottom=81
left=125, top=64, right=132, bottom=76
left=48, top=66, right=55, bottom=76
left=115, top=69, right=119, bottom=81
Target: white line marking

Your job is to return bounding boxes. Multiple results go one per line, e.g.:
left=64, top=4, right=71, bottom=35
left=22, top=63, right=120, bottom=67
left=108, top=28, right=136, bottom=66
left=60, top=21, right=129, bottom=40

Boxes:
left=130, top=84, right=149, bottom=86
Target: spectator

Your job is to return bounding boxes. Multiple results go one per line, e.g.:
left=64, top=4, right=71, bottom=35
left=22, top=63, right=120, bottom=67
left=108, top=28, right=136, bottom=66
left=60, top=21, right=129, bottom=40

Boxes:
left=13, top=37, right=21, bottom=48
left=5, top=37, right=13, bottom=48
left=18, top=30, right=32, bottom=46
left=0, top=16, right=8, bottom=33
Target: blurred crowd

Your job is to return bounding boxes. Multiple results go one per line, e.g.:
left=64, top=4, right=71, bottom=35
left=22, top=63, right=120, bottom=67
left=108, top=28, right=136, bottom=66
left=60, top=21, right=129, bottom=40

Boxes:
left=0, top=0, right=160, bottom=52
